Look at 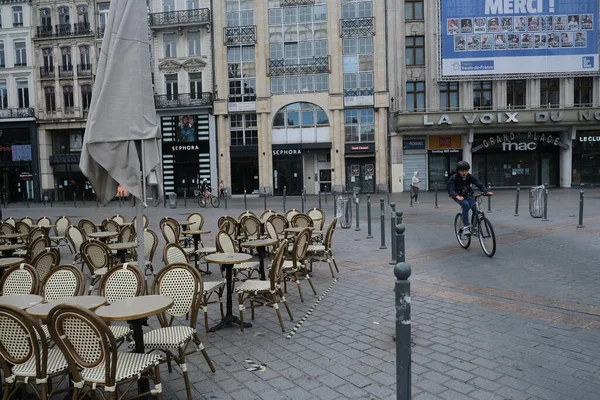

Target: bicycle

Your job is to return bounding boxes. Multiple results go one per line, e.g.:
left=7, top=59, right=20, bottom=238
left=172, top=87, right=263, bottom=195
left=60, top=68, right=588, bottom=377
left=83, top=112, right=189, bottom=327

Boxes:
left=454, top=193, right=497, bottom=257
left=197, top=189, right=220, bottom=208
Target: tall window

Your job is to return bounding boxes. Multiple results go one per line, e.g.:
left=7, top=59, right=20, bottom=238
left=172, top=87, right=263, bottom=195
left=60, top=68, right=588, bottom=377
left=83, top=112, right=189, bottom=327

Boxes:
left=540, top=78, right=559, bottom=108
left=188, top=31, right=200, bottom=56
left=42, top=48, right=53, bottom=70
left=58, top=6, right=70, bottom=24
left=81, top=84, right=92, bottom=110
left=406, top=36, right=425, bottom=66
left=405, top=0, right=424, bottom=20
left=341, top=1, right=373, bottom=19
left=164, top=33, right=177, bottom=57
left=473, top=81, right=493, bottom=109
left=17, top=80, right=28, bottom=108
left=77, top=5, right=89, bottom=24
left=230, top=114, right=257, bottom=146
left=98, top=3, right=109, bottom=36
left=14, top=41, right=26, bottom=66
left=189, top=73, right=202, bottom=99
left=45, top=87, right=56, bottom=112
left=165, top=74, right=178, bottom=100
left=406, top=81, right=425, bottom=112
left=226, top=0, right=254, bottom=27
left=61, top=47, right=72, bottom=67
left=343, top=36, right=374, bottom=96
left=79, top=46, right=90, bottom=66
left=63, top=86, right=74, bottom=112
left=0, top=82, right=7, bottom=109
left=0, top=43, right=4, bottom=67
left=228, top=45, right=256, bottom=102
left=187, top=0, right=200, bottom=9
left=439, top=82, right=459, bottom=111
left=272, top=102, right=329, bottom=129
left=163, top=0, right=175, bottom=12
left=40, top=8, right=52, bottom=27
left=574, top=77, right=593, bottom=107
left=507, top=80, right=526, bottom=109
left=12, top=6, right=23, bottom=27
left=344, top=108, right=375, bottom=143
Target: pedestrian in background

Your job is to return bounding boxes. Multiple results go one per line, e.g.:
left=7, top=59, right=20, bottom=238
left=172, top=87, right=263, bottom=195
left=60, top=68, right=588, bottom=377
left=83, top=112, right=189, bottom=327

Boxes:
left=219, top=180, right=225, bottom=198
left=411, top=171, right=420, bottom=204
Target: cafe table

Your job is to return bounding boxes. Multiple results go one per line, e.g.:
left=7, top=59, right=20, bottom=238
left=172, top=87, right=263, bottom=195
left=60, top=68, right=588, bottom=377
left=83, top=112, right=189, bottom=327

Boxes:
left=87, top=231, right=118, bottom=243
left=0, top=257, right=26, bottom=270
left=203, top=253, right=253, bottom=332
left=283, top=226, right=314, bottom=239
left=107, top=242, right=137, bottom=263
left=241, top=238, right=278, bottom=280
left=0, top=244, right=26, bottom=257
left=26, top=295, right=106, bottom=319
left=177, top=221, right=194, bottom=231
left=182, top=230, right=211, bottom=270
left=0, top=294, right=43, bottom=309
left=1, top=232, right=27, bottom=244
left=96, top=295, right=173, bottom=396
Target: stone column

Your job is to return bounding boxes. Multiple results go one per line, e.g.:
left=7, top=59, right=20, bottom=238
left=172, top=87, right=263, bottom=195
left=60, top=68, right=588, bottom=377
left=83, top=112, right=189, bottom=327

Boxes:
left=376, top=108, right=388, bottom=191
left=560, top=130, right=573, bottom=188
left=217, top=115, right=231, bottom=193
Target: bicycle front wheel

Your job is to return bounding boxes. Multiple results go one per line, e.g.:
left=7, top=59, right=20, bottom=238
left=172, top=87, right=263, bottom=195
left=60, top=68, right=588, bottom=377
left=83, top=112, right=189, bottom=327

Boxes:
left=477, top=217, right=496, bottom=257
left=211, top=197, right=220, bottom=208
left=197, top=196, right=206, bottom=208
left=454, top=213, right=471, bottom=249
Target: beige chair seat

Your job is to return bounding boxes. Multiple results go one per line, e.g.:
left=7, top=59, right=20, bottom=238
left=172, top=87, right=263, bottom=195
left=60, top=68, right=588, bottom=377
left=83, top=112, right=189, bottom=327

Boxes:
left=235, top=279, right=270, bottom=293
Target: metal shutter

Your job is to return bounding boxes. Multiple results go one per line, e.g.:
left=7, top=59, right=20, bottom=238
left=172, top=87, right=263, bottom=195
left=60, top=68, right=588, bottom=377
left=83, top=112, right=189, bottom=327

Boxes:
left=403, top=154, right=427, bottom=192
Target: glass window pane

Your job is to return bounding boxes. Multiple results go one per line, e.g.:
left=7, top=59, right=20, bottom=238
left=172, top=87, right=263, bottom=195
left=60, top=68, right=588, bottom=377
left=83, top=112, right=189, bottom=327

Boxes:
left=287, top=111, right=299, bottom=127
left=301, top=110, right=314, bottom=127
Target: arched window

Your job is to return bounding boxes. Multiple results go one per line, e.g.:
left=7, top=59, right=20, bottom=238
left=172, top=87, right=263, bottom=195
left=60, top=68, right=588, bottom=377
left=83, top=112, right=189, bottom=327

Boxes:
left=273, top=102, right=328, bottom=129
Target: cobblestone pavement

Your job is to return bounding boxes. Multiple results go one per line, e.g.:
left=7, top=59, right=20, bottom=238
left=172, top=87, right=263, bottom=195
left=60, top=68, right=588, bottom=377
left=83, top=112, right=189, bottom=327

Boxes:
left=4, top=187, right=600, bottom=399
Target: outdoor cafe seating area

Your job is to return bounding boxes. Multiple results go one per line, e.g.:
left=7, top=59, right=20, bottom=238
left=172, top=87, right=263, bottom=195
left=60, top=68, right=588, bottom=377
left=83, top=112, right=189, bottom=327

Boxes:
left=0, top=208, right=339, bottom=399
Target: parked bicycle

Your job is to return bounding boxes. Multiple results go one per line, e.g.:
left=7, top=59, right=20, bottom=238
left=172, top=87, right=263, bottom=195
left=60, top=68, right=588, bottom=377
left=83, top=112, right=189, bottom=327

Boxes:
left=454, top=193, right=496, bottom=257
left=197, top=189, right=220, bottom=208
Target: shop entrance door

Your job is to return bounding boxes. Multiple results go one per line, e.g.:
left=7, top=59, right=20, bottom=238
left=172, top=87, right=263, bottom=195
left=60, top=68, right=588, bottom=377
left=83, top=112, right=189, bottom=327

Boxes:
left=428, top=153, right=460, bottom=189
left=345, top=158, right=375, bottom=194
left=273, top=156, right=303, bottom=196
left=231, top=155, right=259, bottom=195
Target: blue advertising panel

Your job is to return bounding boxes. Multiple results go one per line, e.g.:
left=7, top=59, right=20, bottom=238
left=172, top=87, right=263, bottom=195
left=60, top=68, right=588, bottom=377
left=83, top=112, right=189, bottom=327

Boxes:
left=439, top=0, right=599, bottom=77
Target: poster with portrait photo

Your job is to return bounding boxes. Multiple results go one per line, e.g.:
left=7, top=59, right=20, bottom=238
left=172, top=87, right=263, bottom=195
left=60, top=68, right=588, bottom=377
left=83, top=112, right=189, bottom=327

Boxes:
left=467, top=35, right=480, bottom=50
left=501, top=16, right=513, bottom=32
left=581, top=14, right=593, bottom=30
left=487, top=17, right=500, bottom=32
left=447, top=18, right=460, bottom=34
left=514, top=16, right=527, bottom=32
left=567, top=15, right=579, bottom=30
left=480, top=34, right=493, bottom=50
left=560, top=32, right=573, bottom=47
left=548, top=32, right=560, bottom=47
left=541, top=15, right=553, bottom=31
left=474, top=17, right=487, bottom=33
left=454, top=35, right=466, bottom=51
left=534, top=33, right=547, bottom=49
left=69, top=132, right=83, bottom=152
left=176, top=115, right=197, bottom=142
left=574, top=31, right=587, bottom=47
left=521, top=33, right=533, bottom=48
left=494, top=34, right=507, bottom=49
left=527, top=16, right=540, bottom=32
left=554, top=15, right=567, bottom=30
left=460, top=18, right=473, bottom=33
left=508, top=34, right=520, bottom=49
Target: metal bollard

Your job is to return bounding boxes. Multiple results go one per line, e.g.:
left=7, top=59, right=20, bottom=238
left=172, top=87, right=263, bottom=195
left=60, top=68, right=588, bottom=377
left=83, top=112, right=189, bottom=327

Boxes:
left=73, top=191, right=76, bottom=208
left=366, top=194, right=373, bottom=239
left=82, top=190, right=86, bottom=205
left=333, top=192, right=337, bottom=217
left=119, top=191, right=122, bottom=208
left=263, top=187, right=267, bottom=211
left=283, top=186, right=287, bottom=212
left=301, top=188, right=305, bottom=212
left=395, top=260, right=412, bottom=400
left=224, top=189, right=228, bottom=209
left=409, top=186, right=413, bottom=207
left=387, top=188, right=390, bottom=205
left=389, top=202, right=397, bottom=265
left=355, top=195, right=360, bottom=231
left=396, top=219, right=405, bottom=262
left=542, top=183, right=549, bottom=221
left=434, top=183, right=439, bottom=209
left=163, top=189, right=166, bottom=208
left=244, top=188, right=247, bottom=210
left=25, top=192, right=30, bottom=208
left=303, top=185, right=307, bottom=203
left=184, top=188, right=187, bottom=208
left=487, top=183, right=492, bottom=213
left=577, top=184, right=584, bottom=228
left=514, top=183, right=520, bottom=216
left=379, top=198, right=386, bottom=249
left=50, top=192, right=53, bottom=208
left=318, top=191, right=322, bottom=209
left=325, top=190, right=328, bottom=204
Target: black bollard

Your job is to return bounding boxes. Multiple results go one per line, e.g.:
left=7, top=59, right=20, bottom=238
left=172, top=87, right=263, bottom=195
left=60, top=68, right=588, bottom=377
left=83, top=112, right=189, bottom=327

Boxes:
left=514, top=183, right=520, bottom=216
left=183, top=188, right=187, bottom=208
left=487, top=183, right=492, bottom=213
left=82, top=190, right=86, bottom=205
left=73, top=190, right=76, bottom=208
left=325, top=189, right=328, bottom=204
left=301, top=188, right=305, bottom=212
left=389, top=202, right=397, bottom=265
left=366, top=194, right=373, bottom=238
left=263, top=187, right=267, bottom=211
left=318, top=191, right=322, bottom=209
left=163, top=189, right=166, bottom=208
left=119, top=191, right=122, bottom=208
left=355, top=195, right=360, bottom=231
left=396, top=218, right=405, bottom=262
left=283, top=186, right=287, bottom=212
left=379, top=198, right=386, bottom=249
left=224, top=189, right=228, bottom=209
left=395, top=261, right=412, bottom=400
left=50, top=191, right=53, bottom=208
left=434, top=182, right=439, bottom=209
left=244, top=188, right=247, bottom=210
left=542, top=183, right=549, bottom=221
left=333, top=191, right=337, bottom=217
left=409, top=186, right=413, bottom=207
left=387, top=188, right=390, bottom=205
left=25, top=192, right=29, bottom=208
left=577, top=184, right=584, bottom=228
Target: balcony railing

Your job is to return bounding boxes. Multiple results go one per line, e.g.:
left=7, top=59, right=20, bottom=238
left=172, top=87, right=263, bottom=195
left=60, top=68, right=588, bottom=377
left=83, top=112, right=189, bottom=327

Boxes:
left=74, top=22, right=91, bottom=35
left=55, top=24, right=71, bottom=37
left=267, top=56, right=330, bottom=76
left=58, top=64, right=73, bottom=78
left=97, top=26, right=105, bottom=39
left=340, top=17, right=375, bottom=37
left=281, top=0, right=314, bottom=5
left=149, top=8, right=210, bottom=27
left=14, top=62, right=27, bottom=67
left=13, top=22, right=23, bottom=27
left=224, top=26, right=256, bottom=45
left=40, top=66, right=55, bottom=78
left=0, top=108, right=35, bottom=119
left=344, top=88, right=374, bottom=97
left=154, top=93, right=213, bottom=108
left=49, top=154, right=80, bottom=165
left=77, top=64, right=92, bottom=76
left=36, top=25, right=53, bottom=38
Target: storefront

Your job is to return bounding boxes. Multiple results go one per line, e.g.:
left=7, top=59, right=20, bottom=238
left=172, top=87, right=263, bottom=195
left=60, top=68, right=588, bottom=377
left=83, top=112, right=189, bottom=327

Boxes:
left=572, top=131, right=600, bottom=186
left=0, top=123, right=40, bottom=202
left=428, top=135, right=462, bottom=189
left=230, top=146, right=259, bottom=195
left=345, top=143, right=376, bottom=194
left=402, top=138, right=426, bottom=192
left=272, top=143, right=331, bottom=196
left=50, top=130, right=91, bottom=202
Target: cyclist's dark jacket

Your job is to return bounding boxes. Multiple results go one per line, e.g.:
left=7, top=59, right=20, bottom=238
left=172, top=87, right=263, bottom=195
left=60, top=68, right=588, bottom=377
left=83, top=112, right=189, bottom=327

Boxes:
left=447, top=173, right=488, bottom=199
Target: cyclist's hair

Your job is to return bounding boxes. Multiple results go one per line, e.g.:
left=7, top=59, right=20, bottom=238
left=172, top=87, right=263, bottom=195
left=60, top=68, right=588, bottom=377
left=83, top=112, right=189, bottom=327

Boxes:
left=457, top=161, right=470, bottom=171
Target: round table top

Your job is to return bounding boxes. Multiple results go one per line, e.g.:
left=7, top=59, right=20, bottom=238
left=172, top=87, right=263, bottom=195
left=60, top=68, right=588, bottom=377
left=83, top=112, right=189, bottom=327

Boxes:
left=0, top=244, right=26, bottom=252
left=116, top=222, right=132, bottom=227
left=177, top=221, right=194, bottom=226
left=27, top=295, right=107, bottom=319
left=1, top=233, right=27, bottom=239
left=183, top=230, right=211, bottom=235
left=95, top=295, right=173, bottom=322
left=107, top=242, right=137, bottom=250
left=88, top=231, right=118, bottom=239
left=0, top=257, right=25, bottom=268
left=241, top=238, right=278, bottom=248
left=204, top=252, right=252, bottom=265
left=284, top=227, right=314, bottom=233
left=0, top=294, right=43, bottom=309
left=36, top=224, right=56, bottom=228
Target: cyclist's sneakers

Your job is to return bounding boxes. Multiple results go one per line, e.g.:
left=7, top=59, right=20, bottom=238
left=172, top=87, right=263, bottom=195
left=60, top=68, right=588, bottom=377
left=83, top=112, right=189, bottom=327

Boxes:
left=462, top=226, right=471, bottom=236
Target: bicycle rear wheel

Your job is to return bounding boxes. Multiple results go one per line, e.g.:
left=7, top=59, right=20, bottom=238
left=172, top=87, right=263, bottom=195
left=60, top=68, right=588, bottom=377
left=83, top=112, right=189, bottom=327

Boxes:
left=197, top=196, right=206, bottom=208
left=477, top=217, right=496, bottom=257
left=211, top=196, right=220, bottom=208
left=454, top=213, right=471, bottom=249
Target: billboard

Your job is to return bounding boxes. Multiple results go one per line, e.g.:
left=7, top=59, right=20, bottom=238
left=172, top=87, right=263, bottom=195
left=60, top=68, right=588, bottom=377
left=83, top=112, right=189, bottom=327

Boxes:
left=439, top=0, right=599, bottom=78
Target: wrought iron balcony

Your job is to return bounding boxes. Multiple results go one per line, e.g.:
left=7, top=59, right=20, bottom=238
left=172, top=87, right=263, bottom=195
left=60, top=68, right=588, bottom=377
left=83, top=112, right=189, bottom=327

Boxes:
left=154, top=93, right=213, bottom=108
left=224, top=26, right=256, bottom=45
left=77, top=64, right=92, bottom=76
left=0, top=108, right=35, bottom=119
left=74, top=22, right=91, bottom=35
left=149, top=8, right=210, bottom=27
left=340, top=17, right=375, bottom=37
left=40, top=66, right=55, bottom=78
left=58, top=64, right=73, bottom=78
left=267, top=56, right=330, bottom=76
left=13, top=22, right=23, bottom=27
left=14, top=62, right=27, bottom=67
left=36, top=25, right=53, bottom=38
left=344, top=88, right=375, bottom=97
left=281, top=0, right=314, bottom=5
left=97, top=26, right=105, bottom=39
left=55, top=24, right=72, bottom=37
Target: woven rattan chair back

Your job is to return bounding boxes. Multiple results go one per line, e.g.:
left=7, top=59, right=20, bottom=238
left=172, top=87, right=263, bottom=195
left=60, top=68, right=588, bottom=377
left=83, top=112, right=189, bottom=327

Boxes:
left=160, top=222, right=179, bottom=245
left=99, top=263, right=145, bottom=302
left=118, top=224, right=135, bottom=243
left=78, top=219, right=97, bottom=235
left=31, top=248, right=60, bottom=283
left=162, top=243, right=190, bottom=265
left=15, top=221, right=31, bottom=236
left=216, top=231, right=236, bottom=253
left=285, top=209, right=300, bottom=222
left=4, top=217, right=16, bottom=227
left=237, top=211, right=256, bottom=222
left=101, top=219, right=120, bottom=233
left=28, top=235, right=50, bottom=261
left=110, top=214, right=125, bottom=225
left=152, top=263, right=201, bottom=324
left=218, top=216, right=238, bottom=237
left=292, top=228, right=311, bottom=266
left=131, top=214, right=149, bottom=229
left=291, top=213, right=313, bottom=228
left=27, top=227, right=45, bottom=244
left=54, top=216, right=70, bottom=237
left=269, top=240, right=288, bottom=291
left=19, top=217, right=34, bottom=227
left=0, top=222, right=14, bottom=235
left=81, top=240, right=111, bottom=273
left=267, top=214, right=288, bottom=237
left=66, top=225, right=86, bottom=254
left=307, top=208, right=325, bottom=230
left=240, top=215, right=261, bottom=240
left=41, top=264, right=85, bottom=301
left=133, top=229, right=158, bottom=261
left=0, top=263, right=38, bottom=295
left=265, top=221, right=279, bottom=240
left=260, top=210, right=276, bottom=221
left=36, top=216, right=52, bottom=227
left=187, top=212, right=204, bottom=230
left=324, top=218, right=337, bottom=251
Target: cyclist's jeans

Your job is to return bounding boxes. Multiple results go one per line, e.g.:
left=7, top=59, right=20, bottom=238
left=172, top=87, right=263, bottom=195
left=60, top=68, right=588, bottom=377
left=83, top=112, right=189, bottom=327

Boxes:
left=454, top=197, right=476, bottom=226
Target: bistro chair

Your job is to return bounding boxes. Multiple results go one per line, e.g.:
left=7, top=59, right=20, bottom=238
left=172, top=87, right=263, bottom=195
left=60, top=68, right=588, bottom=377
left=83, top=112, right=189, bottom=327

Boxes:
left=291, top=213, right=313, bottom=228
left=65, top=225, right=86, bottom=266
left=307, top=218, right=339, bottom=278
left=4, top=217, right=16, bottom=227
left=307, top=207, right=326, bottom=231
left=0, top=221, right=15, bottom=236
left=0, top=263, right=39, bottom=296
left=19, top=216, right=34, bottom=227
left=259, top=210, right=276, bottom=221
left=131, top=214, right=149, bottom=229
left=26, top=226, right=46, bottom=244
left=101, top=219, right=120, bottom=236
left=215, top=231, right=259, bottom=280
left=187, top=212, right=204, bottom=230
left=50, top=216, right=70, bottom=248
left=40, top=264, right=85, bottom=301
left=14, top=235, right=50, bottom=262
left=237, top=210, right=257, bottom=221
left=239, top=214, right=262, bottom=243
left=78, top=218, right=98, bottom=235
left=15, top=221, right=31, bottom=238
left=31, top=247, right=61, bottom=284
left=129, top=228, right=159, bottom=277
left=285, top=209, right=300, bottom=223
left=36, top=216, right=52, bottom=227
left=47, top=304, right=163, bottom=400
left=218, top=216, right=240, bottom=247
left=110, top=214, right=126, bottom=225
left=80, top=240, right=112, bottom=295
left=267, top=213, right=288, bottom=239
left=282, top=228, right=316, bottom=302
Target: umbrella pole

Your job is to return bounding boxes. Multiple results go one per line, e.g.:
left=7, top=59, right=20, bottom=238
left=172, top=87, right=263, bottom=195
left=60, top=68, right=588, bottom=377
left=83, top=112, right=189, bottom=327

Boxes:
left=136, top=141, right=147, bottom=291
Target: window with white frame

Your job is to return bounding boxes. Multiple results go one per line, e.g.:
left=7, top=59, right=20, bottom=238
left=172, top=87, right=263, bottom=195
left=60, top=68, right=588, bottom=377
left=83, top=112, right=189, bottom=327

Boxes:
left=228, top=45, right=256, bottom=102
left=406, top=81, right=425, bottom=112
left=163, top=0, right=175, bottom=12
left=98, top=3, right=109, bottom=36
left=14, top=41, right=26, bottom=66
left=189, top=73, right=202, bottom=99
left=270, top=74, right=329, bottom=94
left=12, top=6, right=23, bottom=27
left=164, top=33, right=177, bottom=57
left=42, top=48, right=53, bottom=70
left=344, top=108, right=375, bottom=142
left=188, top=31, right=200, bottom=56
left=61, top=47, right=72, bottom=68
left=187, top=0, right=200, bottom=9
left=81, top=84, right=92, bottom=110
left=341, top=0, right=373, bottom=19
left=79, top=46, right=90, bottom=67
left=342, top=37, right=374, bottom=96
left=0, top=82, right=7, bottom=109
left=63, top=85, right=74, bottom=111
left=230, top=114, right=258, bottom=146
left=0, top=43, right=4, bottom=67
left=17, top=80, right=28, bottom=108
left=226, top=0, right=254, bottom=27
left=45, top=86, right=56, bottom=111
left=165, top=74, right=178, bottom=100
left=272, top=102, right=329, bottom=129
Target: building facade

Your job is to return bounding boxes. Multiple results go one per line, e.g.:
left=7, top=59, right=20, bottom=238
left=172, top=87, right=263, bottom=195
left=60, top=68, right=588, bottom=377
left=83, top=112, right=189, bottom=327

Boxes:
left=0, top=0, right=39, bottom=202
left=32, top=0, right=102, bottom=201
left=213, top=0, right=390, bottom=196
left=149, top=0, right=216, bottom=197
left=388, top=0, right=600, bottom=191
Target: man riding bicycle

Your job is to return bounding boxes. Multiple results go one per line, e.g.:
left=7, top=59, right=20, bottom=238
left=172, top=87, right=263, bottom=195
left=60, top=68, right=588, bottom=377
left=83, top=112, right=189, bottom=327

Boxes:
left=200, top=178, right=211, bottom=198
left=447, top=161, right=493, bottom=235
